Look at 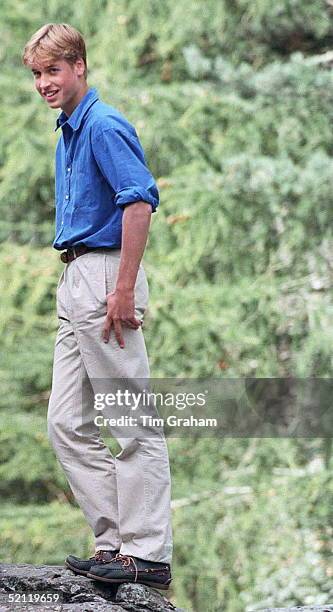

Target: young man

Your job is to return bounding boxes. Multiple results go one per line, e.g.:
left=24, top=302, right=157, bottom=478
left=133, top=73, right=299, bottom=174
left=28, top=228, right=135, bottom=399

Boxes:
left=22, top=23, right=172, bottom=590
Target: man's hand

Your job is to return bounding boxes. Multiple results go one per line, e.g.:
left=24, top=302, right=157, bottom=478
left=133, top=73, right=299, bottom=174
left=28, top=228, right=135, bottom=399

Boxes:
left=102, top=287, right=142, bottom=348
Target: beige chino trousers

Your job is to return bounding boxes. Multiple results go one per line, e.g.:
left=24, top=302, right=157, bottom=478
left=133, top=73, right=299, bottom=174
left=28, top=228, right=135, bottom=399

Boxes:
left=47, top=249, right=173, bottom=564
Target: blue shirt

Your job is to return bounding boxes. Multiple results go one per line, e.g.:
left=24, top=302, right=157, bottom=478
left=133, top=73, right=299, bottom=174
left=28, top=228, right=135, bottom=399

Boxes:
left=53, top=87, right=159, bottom=250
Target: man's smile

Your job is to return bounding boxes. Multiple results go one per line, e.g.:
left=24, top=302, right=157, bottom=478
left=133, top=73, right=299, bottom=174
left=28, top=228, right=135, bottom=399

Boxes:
left=43, top=89, right=60, bottom=100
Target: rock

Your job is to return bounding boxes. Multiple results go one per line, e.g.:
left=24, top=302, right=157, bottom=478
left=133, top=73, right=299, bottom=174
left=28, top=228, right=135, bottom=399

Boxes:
left=0, top=564, right=186, bottom=612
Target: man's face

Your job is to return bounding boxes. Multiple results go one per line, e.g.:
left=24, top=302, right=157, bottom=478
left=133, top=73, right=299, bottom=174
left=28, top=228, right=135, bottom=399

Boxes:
left=31, top=58, right=85, bottom=115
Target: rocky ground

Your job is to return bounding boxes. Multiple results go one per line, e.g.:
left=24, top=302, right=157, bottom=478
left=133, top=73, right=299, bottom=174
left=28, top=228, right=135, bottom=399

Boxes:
left=0, top=563, right=185, bottom=611
left=1, top=564, right=332, bottom=611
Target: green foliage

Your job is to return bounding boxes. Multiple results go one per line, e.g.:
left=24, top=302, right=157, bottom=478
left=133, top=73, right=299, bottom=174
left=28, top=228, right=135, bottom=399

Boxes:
left=0, top=413, right=67, bottom=503
left=1, top=1, right=333, bottom=610
left=172, top=443, right=333, bottom=611
left=0, top=502, right=92, bottom=563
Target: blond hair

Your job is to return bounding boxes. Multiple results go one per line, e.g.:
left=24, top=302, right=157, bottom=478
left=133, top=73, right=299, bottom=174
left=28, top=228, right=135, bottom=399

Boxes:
left=22, top=23, right=87, bottom=78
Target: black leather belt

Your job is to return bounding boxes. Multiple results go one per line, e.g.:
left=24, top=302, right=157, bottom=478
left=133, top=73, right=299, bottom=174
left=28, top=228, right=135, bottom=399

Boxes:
left=60, top=245, right=117, bottom=263
left=60, top=244, right=92, bottom=263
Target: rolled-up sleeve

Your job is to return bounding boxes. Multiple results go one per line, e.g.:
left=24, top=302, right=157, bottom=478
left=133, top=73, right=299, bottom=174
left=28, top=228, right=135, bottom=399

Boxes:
left=91, top=126, right=159, bottom=211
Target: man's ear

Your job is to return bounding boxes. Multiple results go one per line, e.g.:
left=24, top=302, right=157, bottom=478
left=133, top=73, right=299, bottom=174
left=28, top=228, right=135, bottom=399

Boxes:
left=74, top=58, right=86, bottom=77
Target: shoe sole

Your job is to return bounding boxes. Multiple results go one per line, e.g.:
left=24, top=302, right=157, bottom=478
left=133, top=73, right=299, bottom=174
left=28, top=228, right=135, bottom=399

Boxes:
left=65, top=560, right=90, bottom=577
left=86, top=572, right=170, bottom=590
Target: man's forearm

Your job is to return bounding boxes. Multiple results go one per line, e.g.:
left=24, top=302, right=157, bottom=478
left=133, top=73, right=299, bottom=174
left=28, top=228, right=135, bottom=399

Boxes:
left=115, top=201, right=152, bottom=292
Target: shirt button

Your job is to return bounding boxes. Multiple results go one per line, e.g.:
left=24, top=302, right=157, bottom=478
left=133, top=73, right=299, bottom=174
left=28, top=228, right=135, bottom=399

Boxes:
left=65, top=195, right=69, bottom=199
left=67, top=167, right=71, bottom=172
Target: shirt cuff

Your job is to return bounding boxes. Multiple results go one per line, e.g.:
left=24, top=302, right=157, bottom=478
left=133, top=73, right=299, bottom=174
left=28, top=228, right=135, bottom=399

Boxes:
left=114, top=186, right=159, bottom=212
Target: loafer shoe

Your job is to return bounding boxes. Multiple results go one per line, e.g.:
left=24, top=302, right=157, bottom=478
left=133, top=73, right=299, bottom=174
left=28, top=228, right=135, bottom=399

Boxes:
left=87, top=553, right=172, bottom=590
left=65, top=549, right=120, bottom=576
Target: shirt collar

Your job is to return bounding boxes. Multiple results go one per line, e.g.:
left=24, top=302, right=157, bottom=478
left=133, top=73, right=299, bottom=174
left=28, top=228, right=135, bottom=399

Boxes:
left=54, top=87, right=99, bottom=132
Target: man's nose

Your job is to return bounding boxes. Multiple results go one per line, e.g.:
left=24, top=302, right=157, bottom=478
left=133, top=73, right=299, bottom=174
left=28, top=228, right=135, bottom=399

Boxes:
left=39, top=74, right=51, bottom=90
